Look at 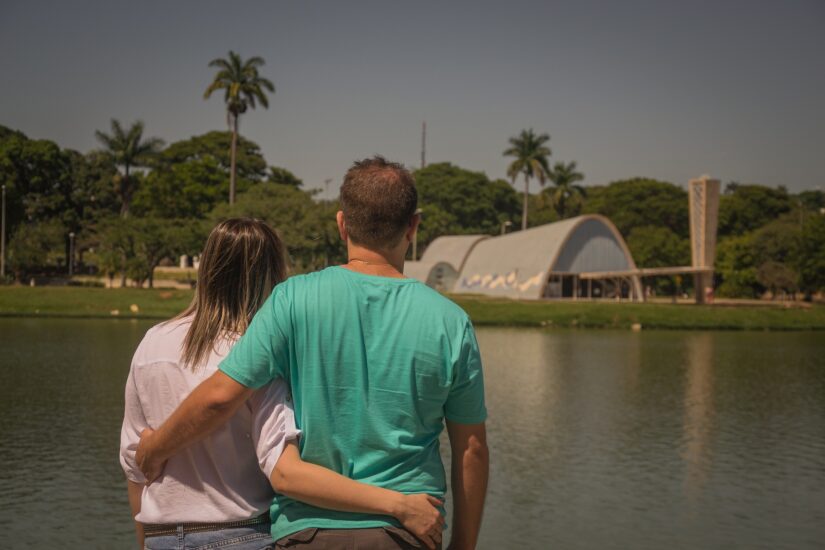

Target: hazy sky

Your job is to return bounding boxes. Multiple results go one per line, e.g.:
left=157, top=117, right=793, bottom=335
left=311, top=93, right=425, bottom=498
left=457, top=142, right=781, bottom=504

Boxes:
left=1, top=0, right=823, bottom=196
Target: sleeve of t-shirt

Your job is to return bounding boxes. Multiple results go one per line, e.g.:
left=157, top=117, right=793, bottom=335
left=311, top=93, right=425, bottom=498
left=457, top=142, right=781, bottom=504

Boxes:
left=119, top=359, right=149, bottom=484
left=250, top=380, right=302, bottom=478
left=444, top=319, right=488, bottom=424
left=219, top=284, right=290, bottom=389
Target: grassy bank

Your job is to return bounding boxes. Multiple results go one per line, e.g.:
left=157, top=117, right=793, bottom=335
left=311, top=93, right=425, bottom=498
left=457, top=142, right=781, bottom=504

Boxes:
left=451, top=295, right=825, bottom=331
left=0, top=286, right=192, bottom=319
left=1, top=286, right=824, bottom=330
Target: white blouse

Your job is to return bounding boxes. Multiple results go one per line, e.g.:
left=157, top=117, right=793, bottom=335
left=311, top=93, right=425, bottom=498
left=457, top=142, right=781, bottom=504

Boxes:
left=119, top=316, right=299, bottom=523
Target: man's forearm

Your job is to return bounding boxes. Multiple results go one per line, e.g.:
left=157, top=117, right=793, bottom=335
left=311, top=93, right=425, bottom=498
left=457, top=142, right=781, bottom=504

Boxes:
left=150, top=390, right=237, bottom=461
left=449, top=445, right=489, bottom=550
left=447, top=424, right=489, bottom=550
left=137, top=371, right=252, bottom=480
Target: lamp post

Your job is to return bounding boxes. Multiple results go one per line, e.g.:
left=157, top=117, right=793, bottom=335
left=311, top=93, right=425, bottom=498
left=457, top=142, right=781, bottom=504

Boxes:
left=501, top=220, right=513, bottom=235
left=1, top=185, right=5, bottom=279
left=412, top=208, right=423, bottom=261
left=68, top=232, right=75, bottom=277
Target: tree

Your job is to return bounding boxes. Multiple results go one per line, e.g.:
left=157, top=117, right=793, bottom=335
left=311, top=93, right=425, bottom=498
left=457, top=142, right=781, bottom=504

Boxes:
left=204, top=51, right=275, bottom=205
left=715, top=234, right=761, bottom=298
left=133, top=156, right=228, bottom=219
left=547, top=161, right=585, bottom=219
left=751, top=219, right=800, bottom=266
left=626, top=225, right=690, bottom=295
left=718, top=183, right=792, bottom=236
left=756, top=261, right=798, bottom=299
left=268, top=166, right=303, bottom=188
left=211, top=183, right=342, bottom=272
left=0, top=132, right=73, bottom=233
left=161, top=131, right=267, bottom=181
left=133, top=132, right=270, bottom=219
left=95, top=216, right=204, bottom=287
left=7, top=221, right=65, bottom=282
left=128, top=218, right=204, bottom=288
left=94, top=119, right=163, bottom=217
left=413, top=163, right=521, bottom=248
left=583, top=178, right=688, bottom=237
left=503, top=129, right=551, bottom=230
left=796, top=214, right=825, bottom=296
left=796, top=189, right=825, bottom=212
left=626, top=226, right=690, bottom=268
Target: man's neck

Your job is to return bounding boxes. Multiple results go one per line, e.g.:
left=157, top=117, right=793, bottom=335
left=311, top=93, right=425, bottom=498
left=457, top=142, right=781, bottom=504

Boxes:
left=343, top=244, right=406, bottom=278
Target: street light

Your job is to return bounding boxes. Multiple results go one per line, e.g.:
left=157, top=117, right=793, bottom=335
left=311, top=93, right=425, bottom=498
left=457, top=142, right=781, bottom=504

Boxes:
left=501, top=220, right=513, bottom=235
left=1, top=185, right=5, bottom=279
left=411, top=208, right=423, bottom=261
left=68, top=232, right=75, bottom=278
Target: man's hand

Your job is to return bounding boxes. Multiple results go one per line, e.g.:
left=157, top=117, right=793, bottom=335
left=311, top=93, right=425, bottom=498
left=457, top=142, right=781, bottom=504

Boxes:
left=135, top=428, right=164, bottom=484
left=392, top=493, right=445, bottom=549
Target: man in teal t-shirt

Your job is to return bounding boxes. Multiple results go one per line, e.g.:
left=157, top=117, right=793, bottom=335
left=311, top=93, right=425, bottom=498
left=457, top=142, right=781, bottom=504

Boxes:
left=136, top=157, right=489, bottom=549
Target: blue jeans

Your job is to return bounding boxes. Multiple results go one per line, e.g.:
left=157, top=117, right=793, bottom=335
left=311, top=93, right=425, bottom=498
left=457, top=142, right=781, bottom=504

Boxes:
left=143, top=523, right=274, bottom=550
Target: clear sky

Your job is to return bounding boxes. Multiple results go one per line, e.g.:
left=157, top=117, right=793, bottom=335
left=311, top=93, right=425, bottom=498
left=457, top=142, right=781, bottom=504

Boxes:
left=1, top=0, right=823, bottom=196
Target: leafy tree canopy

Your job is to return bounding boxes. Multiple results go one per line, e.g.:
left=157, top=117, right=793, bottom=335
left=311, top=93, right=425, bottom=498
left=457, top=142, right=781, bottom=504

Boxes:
left=133, top=132, right=278, bottom=219
left=626, top=225, right=690, bottom=268
left=797, top=214, right=825, bottom=294
left=211, top=183, right=344, bottom=272
left=715, top=234, right=761, bottom=298
left=0, top=133, right=75, bottom=233
left=796, top=189, right=825, bottom=212
left=161, top=131, right=267, bottom=181
left=7, top=220, right=66, bottom=281
left=267, top=166, right=303, bottom=187
left=413, top=162, right=521, bottom=249
left=718, top=183, right=792, bottom=236
left=583, top=178, right=688, bottom=237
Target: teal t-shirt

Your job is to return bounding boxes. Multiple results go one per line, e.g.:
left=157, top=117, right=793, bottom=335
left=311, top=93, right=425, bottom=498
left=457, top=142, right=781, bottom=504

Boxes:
left=219, top=266, right=487, bottom=540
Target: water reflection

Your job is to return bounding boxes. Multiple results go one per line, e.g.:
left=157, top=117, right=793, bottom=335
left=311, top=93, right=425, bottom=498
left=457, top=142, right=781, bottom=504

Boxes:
left=1, top=320, right=824, bottom=549
left=682, top=333, right=715, bottom=503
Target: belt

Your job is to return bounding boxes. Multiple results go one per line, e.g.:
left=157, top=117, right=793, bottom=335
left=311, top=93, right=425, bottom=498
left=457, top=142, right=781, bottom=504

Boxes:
left=143, top=512, right=270, bottom=538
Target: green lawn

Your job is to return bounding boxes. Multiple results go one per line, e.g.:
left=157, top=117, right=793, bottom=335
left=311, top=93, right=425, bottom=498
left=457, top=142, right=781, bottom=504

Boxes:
left=0, top=286, right=192, bottom=319
left=1, top=286, right=823, bottom=330
left=450, top=294, right=825, bottom=331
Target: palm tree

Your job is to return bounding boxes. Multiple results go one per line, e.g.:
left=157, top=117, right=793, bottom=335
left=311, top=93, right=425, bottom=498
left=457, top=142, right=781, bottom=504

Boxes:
left=504, top=129, right=552, bottom=230
left=548, top=161, right=586, bottom=219
left=95, top=119, right=164, bottom=217
left=204, top=51, right=275, bottom=205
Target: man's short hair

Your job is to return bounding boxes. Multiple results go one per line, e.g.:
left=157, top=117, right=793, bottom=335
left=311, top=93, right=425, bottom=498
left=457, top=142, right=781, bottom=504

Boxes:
left=340, top=156, right=418, bottom=250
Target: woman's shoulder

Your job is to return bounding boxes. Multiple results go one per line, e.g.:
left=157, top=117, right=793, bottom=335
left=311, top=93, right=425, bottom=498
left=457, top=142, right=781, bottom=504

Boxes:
left=132, top=316, right=193, bottom=367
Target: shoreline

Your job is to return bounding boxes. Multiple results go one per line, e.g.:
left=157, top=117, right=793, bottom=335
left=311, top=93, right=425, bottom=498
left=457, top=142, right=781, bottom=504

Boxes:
left=1, top=286, right=824, bottom=331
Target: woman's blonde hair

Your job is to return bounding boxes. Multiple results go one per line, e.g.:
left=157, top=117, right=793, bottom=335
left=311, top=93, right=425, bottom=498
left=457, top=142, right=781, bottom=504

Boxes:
left=177, top=218, right=287, bottom=369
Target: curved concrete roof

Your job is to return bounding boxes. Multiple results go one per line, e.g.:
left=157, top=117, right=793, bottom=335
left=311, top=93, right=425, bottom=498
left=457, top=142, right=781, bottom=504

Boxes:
left=420, top=235, right=489, bottom=272
left=454, top=215, right=638, bottom=299
left=404, top=260, right=459, bottom=291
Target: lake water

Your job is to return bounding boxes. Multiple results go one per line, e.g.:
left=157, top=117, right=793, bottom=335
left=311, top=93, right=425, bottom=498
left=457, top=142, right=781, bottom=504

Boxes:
left=1, top=318, right=824, bottom=549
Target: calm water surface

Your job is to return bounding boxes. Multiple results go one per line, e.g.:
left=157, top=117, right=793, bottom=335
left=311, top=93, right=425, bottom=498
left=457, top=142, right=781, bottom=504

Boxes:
left=0, top=318, right=824, bottom=549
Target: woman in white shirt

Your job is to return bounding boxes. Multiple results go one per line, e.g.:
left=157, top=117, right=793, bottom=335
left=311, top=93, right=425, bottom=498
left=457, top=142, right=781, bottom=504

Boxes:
left=120, top=219, right=443, bottom=550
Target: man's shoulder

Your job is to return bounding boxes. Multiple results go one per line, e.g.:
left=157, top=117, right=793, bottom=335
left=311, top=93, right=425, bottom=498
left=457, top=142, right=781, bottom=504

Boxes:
left=407, top=281, right=470, bottom=324
left=280, top=267, right=337, bottom=290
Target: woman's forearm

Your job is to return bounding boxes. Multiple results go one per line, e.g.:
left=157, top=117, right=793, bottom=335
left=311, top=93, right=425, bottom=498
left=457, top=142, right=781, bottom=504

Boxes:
left=126, top=480, right=145, bottom=549
left=270, top=442, right=404, bottom=517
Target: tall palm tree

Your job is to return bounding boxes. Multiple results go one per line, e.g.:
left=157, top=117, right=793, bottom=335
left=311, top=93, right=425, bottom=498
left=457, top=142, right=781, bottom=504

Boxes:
left=204, top=51, right=275, bottom=205
left=504, top=129, right=552, bottom=230
left=548, top=161, right=586, bottom=219
left=95, top=119, right=164, bottom=217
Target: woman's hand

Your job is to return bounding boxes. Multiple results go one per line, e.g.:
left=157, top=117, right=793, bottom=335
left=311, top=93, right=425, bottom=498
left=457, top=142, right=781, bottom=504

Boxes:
left=392, top=493, right=445, bottom=549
